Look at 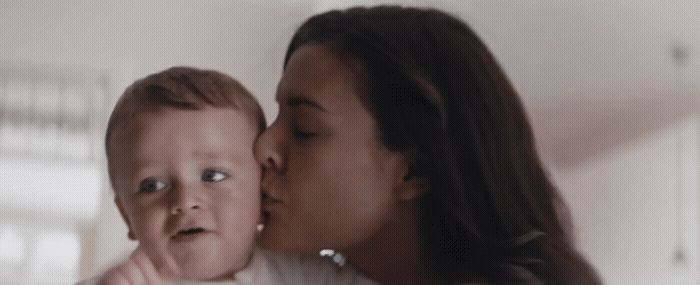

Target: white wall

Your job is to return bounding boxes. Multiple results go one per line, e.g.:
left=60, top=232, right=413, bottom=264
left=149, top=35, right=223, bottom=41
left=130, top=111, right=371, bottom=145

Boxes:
left=555, top=117, right=699, bottom=284
left=0, top=0, right=317, bottom=120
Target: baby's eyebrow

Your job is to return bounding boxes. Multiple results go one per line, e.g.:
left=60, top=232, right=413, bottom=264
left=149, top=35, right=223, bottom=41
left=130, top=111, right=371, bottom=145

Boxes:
left=191, top=151, right=247, bottom=162
left=192, top=151, right=227, bottom=159
left=131, top=159, right=157, bottom=169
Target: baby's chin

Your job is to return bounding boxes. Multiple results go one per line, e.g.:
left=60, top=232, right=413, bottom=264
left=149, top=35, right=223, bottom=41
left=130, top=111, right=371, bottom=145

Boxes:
left=177, top=258, right=239, bottom=281
left=174, top=249, right=252, bottom=281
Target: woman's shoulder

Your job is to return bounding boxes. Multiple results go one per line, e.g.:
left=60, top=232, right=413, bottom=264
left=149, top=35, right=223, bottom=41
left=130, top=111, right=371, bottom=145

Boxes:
left=492, top=260, right=546, bottom=285
left=489, top=255, right=601, bottom=285
left=257, top=248, right=378, bottom=285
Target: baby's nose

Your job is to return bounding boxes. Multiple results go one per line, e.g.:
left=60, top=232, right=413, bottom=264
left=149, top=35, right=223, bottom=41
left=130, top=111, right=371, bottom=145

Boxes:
left=169, top=185, right=203, bottom=215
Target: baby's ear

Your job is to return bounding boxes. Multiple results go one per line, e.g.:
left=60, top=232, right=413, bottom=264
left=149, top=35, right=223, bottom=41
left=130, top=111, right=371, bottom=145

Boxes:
left=114, top=196, right=137, bottom=240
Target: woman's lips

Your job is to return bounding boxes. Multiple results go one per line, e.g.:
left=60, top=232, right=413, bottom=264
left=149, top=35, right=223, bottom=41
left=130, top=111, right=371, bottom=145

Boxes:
left=261, top=191, right=282, bottom=203
left=261, top=199, right=282, bottom=225
left=261, top=198, right=282, bottom=207
left=261, top=210, right=272, bottom=225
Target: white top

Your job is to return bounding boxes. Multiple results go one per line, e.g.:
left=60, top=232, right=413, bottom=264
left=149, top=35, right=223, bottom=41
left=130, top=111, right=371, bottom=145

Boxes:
left=76, top=248, right=377, bottom=285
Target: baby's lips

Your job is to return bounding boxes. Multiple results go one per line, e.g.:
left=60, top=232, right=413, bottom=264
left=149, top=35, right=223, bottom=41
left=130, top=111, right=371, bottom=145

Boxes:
left=173, top=227, right=205, bottom=237
left=170, top=218, right=211, bottom=237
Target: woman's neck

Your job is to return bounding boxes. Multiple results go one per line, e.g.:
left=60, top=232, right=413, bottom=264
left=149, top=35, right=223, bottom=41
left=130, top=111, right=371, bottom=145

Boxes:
left=341, top=202, right=438, bottom=285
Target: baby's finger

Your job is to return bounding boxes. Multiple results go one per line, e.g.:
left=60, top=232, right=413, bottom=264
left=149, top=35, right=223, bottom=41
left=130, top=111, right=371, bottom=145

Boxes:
left=99, top=269, right=130, bottom=285
left=155, top=253, right=182, bottom=281
left=142, top=245, right=181, bottom=281
left=119, top=258, right=148, bottom=285
left=131, top=249, right=165, bottom=284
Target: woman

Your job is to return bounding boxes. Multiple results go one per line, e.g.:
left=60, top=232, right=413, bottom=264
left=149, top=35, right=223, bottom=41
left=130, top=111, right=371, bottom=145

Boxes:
left=255, top=6, right=600, bottom=284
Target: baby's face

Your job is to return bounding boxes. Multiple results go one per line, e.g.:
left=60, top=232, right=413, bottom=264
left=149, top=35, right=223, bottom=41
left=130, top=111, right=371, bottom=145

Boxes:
left=110, top=108, right=261, bottom=280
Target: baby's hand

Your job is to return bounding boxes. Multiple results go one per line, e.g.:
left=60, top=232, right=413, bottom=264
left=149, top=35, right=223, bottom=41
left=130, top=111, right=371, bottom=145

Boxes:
left=99, top=246, right=180, bottom=285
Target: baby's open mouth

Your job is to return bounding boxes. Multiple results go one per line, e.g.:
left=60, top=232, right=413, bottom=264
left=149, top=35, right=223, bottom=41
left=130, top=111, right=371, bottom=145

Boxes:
left=174, top=227, right=206, bottom=238
left=171, top=227, right=209, bottom=242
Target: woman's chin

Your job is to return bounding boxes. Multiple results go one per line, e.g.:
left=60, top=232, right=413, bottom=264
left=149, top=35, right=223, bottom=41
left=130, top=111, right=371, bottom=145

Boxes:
left=257, top=227, right=288, bottom=250
left=257, top=228, right=317, bottom=253
left=257, top=217, right=285, bottom=246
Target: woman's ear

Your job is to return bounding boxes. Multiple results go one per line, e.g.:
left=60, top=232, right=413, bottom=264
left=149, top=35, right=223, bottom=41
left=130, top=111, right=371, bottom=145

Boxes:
left=394, top=167, right=429, bottom=201
left=114, top=196, right=137, bottom=240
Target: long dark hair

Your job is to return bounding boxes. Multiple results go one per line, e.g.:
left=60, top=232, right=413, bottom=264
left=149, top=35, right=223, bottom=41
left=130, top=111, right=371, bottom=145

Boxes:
left=285, top=6, right=600, bottom=284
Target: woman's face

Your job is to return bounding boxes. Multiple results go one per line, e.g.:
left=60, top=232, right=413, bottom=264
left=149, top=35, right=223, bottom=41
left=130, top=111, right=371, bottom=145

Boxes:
left=254, top=44, right=410, bottom=252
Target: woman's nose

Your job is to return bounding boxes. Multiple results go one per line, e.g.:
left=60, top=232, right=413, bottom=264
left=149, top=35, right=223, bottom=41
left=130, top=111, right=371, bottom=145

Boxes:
left=254, top=123, right=285, bottom=173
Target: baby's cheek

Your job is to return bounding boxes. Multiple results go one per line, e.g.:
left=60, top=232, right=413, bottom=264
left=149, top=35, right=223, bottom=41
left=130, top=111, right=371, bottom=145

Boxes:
left=132, top=207, right=167, bottom=235
left=218, top=196, right=259, bottom=226
left=219, top=183, right=260, bottom=207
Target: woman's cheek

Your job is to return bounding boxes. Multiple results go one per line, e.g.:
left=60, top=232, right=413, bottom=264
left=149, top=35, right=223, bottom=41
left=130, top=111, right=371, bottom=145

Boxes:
left=325, top=176, right=393, bottom=244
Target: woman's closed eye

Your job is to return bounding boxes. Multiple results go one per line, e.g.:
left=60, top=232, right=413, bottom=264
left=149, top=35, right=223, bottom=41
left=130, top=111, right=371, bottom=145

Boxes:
left=292, top=128, right=315, bottom=140
left=202, top=169, right=230, bottom=182
left=139, top=178, right=168, bottom=193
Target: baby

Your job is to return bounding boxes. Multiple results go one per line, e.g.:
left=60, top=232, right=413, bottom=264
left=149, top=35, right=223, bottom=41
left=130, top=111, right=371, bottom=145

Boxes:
left=79, top=67, right=375, bottom=284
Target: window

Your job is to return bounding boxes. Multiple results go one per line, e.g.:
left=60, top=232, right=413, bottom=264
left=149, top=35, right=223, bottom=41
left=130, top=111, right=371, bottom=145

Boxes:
left=0, top=70, right=108, bottom=283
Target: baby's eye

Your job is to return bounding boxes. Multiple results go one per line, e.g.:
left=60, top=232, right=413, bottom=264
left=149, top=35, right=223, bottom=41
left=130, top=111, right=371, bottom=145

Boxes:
left=202, top=169, right=229, bottom=182
left=139, top=178, right=167, bottom=193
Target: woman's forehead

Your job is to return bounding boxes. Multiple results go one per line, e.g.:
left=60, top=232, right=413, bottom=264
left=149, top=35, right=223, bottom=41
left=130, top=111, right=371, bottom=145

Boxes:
left=277, top=45, right=362, bottom=114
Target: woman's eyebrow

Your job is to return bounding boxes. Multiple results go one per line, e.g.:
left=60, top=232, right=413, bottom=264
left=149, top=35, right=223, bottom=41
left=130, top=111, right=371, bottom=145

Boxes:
left=284, top=96, right=327, bottom=112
